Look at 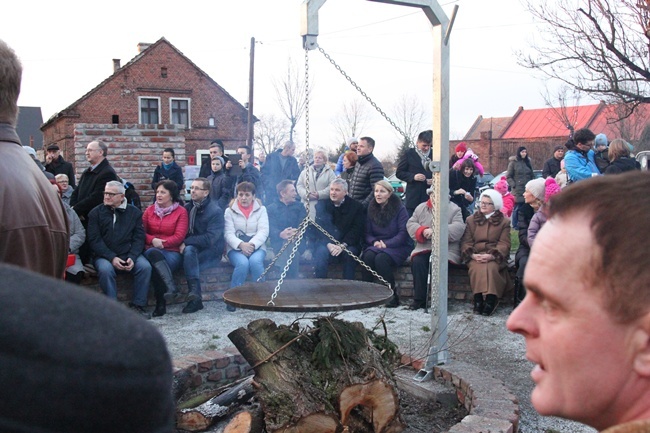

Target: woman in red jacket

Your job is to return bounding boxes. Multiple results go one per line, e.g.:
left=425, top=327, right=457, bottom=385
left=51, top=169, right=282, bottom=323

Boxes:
left=143, top=180, right=188, bottom=317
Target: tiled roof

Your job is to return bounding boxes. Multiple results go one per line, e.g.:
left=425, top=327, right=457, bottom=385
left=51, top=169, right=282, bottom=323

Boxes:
left=501, top=104, right=603, bottom=139
left=463, top=116, right=513, bottom=140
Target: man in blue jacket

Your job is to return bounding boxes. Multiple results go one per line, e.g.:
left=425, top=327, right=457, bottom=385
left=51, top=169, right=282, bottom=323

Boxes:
left=88, top=180, right=151, bottom=318
left=564, top=128, right=600, bottom=183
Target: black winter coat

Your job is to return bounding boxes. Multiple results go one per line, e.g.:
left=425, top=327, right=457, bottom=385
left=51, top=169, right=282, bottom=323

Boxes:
left=348, top=153, right=384, bottom=207
left=151, top=161, right=184, bottom=191
left=266, top=200, right=307, bottom=252
left=314, top=197, right=365, bottom=249
left=207, top=171, right=234, bottom=210
left=45, top=155, right=76, bottom=188
left=70, top=158, right=119, bottom=221
left=449, top=169, right=477, bottom=221
left=87, top=204, right=145, bottom=263
left=604, top=157, right=640, bottom=174
left=542, top=157, right=561, bottom=179
left=261, top=149, right=301, bottom=203
left=396, top=147, right=432, bottom=211
left=184, top=196, right=224, bottom=256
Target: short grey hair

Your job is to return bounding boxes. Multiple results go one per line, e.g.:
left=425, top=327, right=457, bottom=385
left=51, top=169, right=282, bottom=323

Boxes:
left=55, top=174, right=69, bottom=182
left=330, top=178, right=348, bottom=192
left=105, top=180, right=125, bottom=194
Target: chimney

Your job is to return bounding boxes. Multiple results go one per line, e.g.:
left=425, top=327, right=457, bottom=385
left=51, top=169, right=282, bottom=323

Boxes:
left=137, top=42, right=152, bottom=53
left=112, top=59, right=121, bottom=72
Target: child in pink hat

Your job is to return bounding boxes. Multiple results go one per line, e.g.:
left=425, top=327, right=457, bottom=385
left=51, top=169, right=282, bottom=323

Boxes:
left=494, top=176, right=514, bottom=217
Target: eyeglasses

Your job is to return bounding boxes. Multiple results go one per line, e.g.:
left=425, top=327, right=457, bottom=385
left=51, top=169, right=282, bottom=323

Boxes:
left=479, top=201, right=494, bottom=207
left=86, top=148, right=101, bottom=153
left=103, top=192, right=121, bottom=197
left=190, top=186, right=208, bottom=191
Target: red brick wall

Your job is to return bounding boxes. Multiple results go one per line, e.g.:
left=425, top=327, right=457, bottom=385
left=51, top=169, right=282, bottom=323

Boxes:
left=74, top=123, right=185, bottom=203
left=43, top=40, right=248, bottom=169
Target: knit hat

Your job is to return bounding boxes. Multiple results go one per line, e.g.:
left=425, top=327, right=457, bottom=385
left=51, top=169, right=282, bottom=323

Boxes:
left=494, top=176, right=508, bottom=195
left=0, top=263, right=174, bottom=433
left=480, top=189, right=503, bottom=211
left=526, top=177, right=546, bottom=201
left=455, top=142, right=467, bottom=153
left=346, top=137, right=359, bottom=147
left=544, top=177, right=561, bottom=202
left=22, top=145, right=37, bottom=158
left=594, top=133, right=608, bottom=148
left=553, top=145, right=564, bottom=152
left=213, top=155, right=225, bottom=166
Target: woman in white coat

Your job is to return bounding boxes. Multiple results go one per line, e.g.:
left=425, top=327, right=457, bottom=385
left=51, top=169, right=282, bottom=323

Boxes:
left=224, top=182, right=269, bottom=311
left=297, top=149, right=336, bottom=218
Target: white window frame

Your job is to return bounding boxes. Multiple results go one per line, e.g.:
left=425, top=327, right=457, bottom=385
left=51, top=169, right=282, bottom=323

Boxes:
left=170, top=97, right=191, bottom=129
left=138, top=96, right=161, bottom=124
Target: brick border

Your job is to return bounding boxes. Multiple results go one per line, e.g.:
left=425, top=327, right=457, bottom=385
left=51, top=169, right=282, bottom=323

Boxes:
left=172, top=348, right=519, bottom=433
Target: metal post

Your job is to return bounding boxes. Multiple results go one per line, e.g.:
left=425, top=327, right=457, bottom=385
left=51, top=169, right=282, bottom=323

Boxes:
left=247, top=37, right=255, bottom=154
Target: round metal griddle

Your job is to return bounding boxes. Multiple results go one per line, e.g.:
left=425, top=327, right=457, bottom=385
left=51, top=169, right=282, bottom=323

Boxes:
left=223, top=279, right=394, bottom=312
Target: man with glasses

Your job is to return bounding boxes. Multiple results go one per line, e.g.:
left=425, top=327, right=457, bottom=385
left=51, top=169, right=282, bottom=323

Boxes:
left=564, top=128, right=600, bottom=183
left=397, top=130, right=433, bottom=216
left=87, top=181, right=152, bottom=319
left=179, top=178, right=224, bottom=314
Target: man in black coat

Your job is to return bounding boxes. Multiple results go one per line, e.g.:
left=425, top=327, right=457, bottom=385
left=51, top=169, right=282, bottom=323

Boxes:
left=44, top=143, right=76, bottom=187
left=261, top=141, right=301, bottom=204
left=396, top=130, right=433, bottom=216
left=180, top=177, right=225, bottom=314
left=313, top=179, right=365, bottom=280
left=348, top=136, right=385, bottom=207
left=70, top=140, right=118, bottom=223
left=266, top=180, right=306, bottom=278
left=542, top=145, right=564, bottom=179
left=87, top=181, right=151, bottom=319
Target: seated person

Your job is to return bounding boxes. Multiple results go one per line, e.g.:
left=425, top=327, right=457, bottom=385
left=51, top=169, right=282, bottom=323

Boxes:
left=460, top=189, right=511, bottom=316
left=142, top=180, right=189, bottom=317
left=55, top=173, right=74, bottom=205
left=407, top=199, right=465, bottom=310
left=224, top=181, right=269, bottom=312
left=266, top=180, right=306, bottom=278
left=87, top=181, right=152, bottom=319
left=361, top=180, right=412, bottom=308
left=180, top=177, right=224, bottom=314
left=313, top=179, right=365, bottom=281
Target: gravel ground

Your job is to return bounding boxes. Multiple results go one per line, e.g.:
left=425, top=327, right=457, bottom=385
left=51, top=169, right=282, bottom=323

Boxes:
left=152, top=298, right=595, bottom=433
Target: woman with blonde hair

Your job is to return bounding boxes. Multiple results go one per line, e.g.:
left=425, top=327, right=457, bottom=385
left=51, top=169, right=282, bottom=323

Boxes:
left=297, top=149, right=336, bottom=218
left=604, top=139, right=640, bottom=174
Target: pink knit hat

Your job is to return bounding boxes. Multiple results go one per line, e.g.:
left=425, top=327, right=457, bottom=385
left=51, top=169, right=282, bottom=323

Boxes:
left=544, top=177, right=561, bottom=202
left=494, top=176, right=508, bottom=195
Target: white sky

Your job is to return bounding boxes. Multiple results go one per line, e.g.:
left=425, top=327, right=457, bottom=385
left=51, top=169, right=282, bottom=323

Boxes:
left=4, top=0, right=561, bottom=159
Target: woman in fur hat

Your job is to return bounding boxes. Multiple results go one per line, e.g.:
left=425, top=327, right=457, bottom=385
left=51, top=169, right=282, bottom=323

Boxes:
left=460, top=189, right=511, bottom=316
left=361, top=180, right=413, bottom=308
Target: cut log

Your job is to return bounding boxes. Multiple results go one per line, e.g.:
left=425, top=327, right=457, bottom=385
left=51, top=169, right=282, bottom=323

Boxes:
left=339, top=380, right=402, bottom=433
left=228, top=317, right=405, bottom=433
left=224, top=407, right=264, bottom=433
left=176, top=377, right=255, bottom=431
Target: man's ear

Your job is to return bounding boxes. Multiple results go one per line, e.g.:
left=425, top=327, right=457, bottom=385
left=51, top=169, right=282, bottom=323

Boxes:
left=633, top=313, right=650, bottom=378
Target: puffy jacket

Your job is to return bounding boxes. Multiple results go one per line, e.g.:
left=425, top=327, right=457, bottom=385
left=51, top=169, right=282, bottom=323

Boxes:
left=348, top=152, right=384, bottom=207
left=184, top=196, right=224, bottom=256
left=506, top=158, right=534, bottom=203
left=224, top=199, right=269, bottom=252
left=142, top=204, right=189, bottom=253
left=297, top=164, right=336, bottom=217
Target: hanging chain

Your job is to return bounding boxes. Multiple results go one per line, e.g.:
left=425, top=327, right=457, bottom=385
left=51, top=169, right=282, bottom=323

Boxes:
left=429, top=175, right=440, bottom=312
left=318, top=46, right=412, bottom=146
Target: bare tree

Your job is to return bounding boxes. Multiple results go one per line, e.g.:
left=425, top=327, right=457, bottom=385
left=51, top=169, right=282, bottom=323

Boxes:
left=380, top=153, right=398, bottom=176
left=391, top=94, right=428, bottom=163
left=273, top=59, right=313, bottom=143
left=520, top=0, right=650, bottom=119
left=254, top=114, right=290, bottom=157
left=541, top=85, right=582, bottom=136
left=331, top=99, right=371, bottom=155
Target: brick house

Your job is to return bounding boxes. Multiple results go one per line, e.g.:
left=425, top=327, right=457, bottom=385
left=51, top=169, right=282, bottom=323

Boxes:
left=41, top=37, right=252, bottom=169
left=451, top=102, right=650, bottom=175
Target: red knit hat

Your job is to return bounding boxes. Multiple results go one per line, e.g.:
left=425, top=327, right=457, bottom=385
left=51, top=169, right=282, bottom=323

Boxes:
left=455, top=142, right=467, bottom=153
left=494, top=176, right=508, bottom=194
left=545, top=177, right=561, bottom=202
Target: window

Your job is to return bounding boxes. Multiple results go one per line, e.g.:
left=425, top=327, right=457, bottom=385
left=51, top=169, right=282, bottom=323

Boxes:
left=170, top=98, right=191, bottom=129
left=139, top=97, right=160, bottom=124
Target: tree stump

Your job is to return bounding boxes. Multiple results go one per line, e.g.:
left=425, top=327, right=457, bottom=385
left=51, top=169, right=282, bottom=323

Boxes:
left=228, top=316, right=405, bottom=433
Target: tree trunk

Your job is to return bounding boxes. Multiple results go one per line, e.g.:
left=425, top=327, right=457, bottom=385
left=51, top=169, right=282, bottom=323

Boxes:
left=228, top=317, right=405, bottom=433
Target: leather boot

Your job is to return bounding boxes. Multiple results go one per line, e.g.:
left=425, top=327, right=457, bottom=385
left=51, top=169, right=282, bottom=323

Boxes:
left=152, top=283, right=166, bottom=317
left=182, top=299, right=204, bottom=314
left=513, top=277, right=526, bottom=308
left=186, top=278, right=201, bottom=302
left=147, top=250, right=179, bottom=302
left=483, top=294, right=499, bottom=316
left=473, top=293, right=485, bottom=315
